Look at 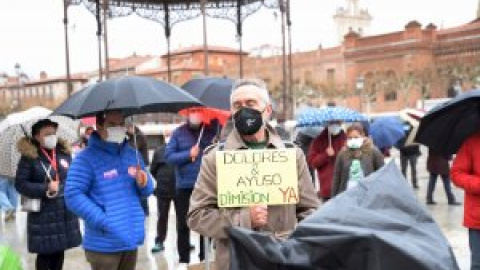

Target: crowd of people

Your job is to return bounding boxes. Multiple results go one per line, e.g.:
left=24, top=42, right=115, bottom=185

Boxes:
left=0, top=77, right=478, bottom=270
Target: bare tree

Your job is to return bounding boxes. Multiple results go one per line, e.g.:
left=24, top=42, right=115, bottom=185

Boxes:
left=435, top=40, right=480, bottom=95
left=412, top=66, right=439, bottom=109
left=392, top=71, right=417, bottom=107
left=320, top=81, right=350, bottom=102
left=362, top=70, right=389, bottom=114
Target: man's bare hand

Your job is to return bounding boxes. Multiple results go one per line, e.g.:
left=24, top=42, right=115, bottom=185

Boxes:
left=48, top=180, right=59, bottom=192
left=136, top=165, right=148, bottom=187
left=250, top=205, right=268, bottom=228
left=190, top=145, right=200, bottom=161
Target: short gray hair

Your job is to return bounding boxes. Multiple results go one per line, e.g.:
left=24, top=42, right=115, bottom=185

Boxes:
left=230, top=78, right=270, bottom=106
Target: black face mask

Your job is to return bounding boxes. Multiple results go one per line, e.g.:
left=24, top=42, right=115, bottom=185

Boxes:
left=233, top=107, right=264, bottom=136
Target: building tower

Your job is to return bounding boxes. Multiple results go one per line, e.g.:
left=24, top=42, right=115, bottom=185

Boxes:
left=477, top=0, right=480, bottom=18
left=333, top=0, right=372, bottom=43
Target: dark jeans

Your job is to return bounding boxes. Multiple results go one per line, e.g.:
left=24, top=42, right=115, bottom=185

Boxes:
left=426, top=173, right=456, bottom=203
left=36, top=251, right=64, bottom=270
left=175, top=188, right=204, bottom=263
left=308, top=167, right=316, bottom=186
left=470, top=229, right=480, bottom=270
left=85, top=249, right=137, bottom=270
left=400, top=155, right=418, bottom=187
left=155, top=196, right=175, bottom=244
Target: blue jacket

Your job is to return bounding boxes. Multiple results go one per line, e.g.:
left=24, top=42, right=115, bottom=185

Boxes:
left=65, top=132, right=154, bottom=253
left=165, top=124, right=216, bottom=189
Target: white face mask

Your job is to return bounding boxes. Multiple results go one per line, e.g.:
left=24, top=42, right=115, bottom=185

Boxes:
left=347, top=137, right=365, bottom=149
left=105, top=127, right=127, bottom=144
left=188, top=113, right=202, bottom=126
left=43, top=135, right=58, bottom=150
left=328, top=124, right=342, bottom=136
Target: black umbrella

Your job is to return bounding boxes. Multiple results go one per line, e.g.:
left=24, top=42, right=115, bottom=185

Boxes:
left=228, top=162, right=459, bottom=270
left=53, top=76, right=203, bottom=118
left=415, top=89, right=480, bottom=155
left=181, top=76, right=233, bottom=111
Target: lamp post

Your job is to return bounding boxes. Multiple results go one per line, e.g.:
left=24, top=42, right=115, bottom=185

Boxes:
left=201, top=0, right=209, bottom=76
left=14, top=63, right=23, bottom=112
left=63, top=0, right=73, bottom=96
left=278, top=0, right=288, bottom=119
left=356, top=75, right=364, bottom=113
left=453, top=80, right=462, bottom=96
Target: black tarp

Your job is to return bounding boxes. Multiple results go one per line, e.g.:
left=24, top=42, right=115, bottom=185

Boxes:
left=229, top=162, right=460, bottom=270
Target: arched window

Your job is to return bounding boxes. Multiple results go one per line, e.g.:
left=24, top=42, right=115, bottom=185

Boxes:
left=384, top=71, right=397, bottom=101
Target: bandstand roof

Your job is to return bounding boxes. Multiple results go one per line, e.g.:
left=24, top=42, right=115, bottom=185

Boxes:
left=71, top=0, right=279, bottom=25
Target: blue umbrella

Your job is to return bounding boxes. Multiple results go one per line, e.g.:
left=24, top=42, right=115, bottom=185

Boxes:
left=296, top=106, right=367, bottom=127
left=370, top=117, right=405, bottom=149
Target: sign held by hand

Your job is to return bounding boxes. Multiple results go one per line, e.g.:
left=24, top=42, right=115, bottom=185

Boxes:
left=216, top=148, right=298, bottom=208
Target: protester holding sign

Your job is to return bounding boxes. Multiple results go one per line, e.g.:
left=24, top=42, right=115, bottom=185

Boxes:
left=331, top=123, right=385, bottom=197
left=187, top=78, right=319, bottom=270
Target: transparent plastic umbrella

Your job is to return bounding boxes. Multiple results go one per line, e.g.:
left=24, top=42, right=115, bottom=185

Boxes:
left=0, top=116, right=79, bottom=179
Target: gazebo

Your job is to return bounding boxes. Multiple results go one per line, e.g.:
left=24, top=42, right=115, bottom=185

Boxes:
left=61, top=0, right=293, bottom=117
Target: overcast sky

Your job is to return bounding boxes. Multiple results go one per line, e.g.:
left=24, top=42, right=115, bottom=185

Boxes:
left=0, top=0, right=476, bottom=78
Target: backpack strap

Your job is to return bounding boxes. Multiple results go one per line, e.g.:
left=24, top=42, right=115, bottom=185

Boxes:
left=204, top=140, right=227, bottom=155
left=283, top=141, right=295, bottom=149
left=218, top=142, right=226, bottom=151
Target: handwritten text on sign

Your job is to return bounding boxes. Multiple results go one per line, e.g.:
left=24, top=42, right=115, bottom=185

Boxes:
left=216, top=149, right=298, bottom=208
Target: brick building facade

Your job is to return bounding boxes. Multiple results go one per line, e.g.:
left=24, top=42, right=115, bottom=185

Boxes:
left=137, top=45, right=247, bottom=85
left=226, top=20, right=480, bottom=114
left=0, top=72, right=87, bottom=116
left=2, top=20, right=479, bottom=118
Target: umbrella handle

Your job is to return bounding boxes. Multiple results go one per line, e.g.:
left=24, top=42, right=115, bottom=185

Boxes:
left=328, top=132, right=332, bottom=148
left=196, top=125, right=205, bottom=145
left=192, top=126, right=205, bottom=162
left=191, top=143, right=200, bottom=162
left=130, top=116, right=141, bottom=166
left=20, top=124, right=30, bottom=138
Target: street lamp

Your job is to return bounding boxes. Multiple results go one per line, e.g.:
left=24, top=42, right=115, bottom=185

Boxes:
left=453, top=80, right=462, bottom=96
left=14, top=63, right=21, bottom=77
left=14, top=63, right=23, bottom=111
left=356, top=75, right=364, bottom=112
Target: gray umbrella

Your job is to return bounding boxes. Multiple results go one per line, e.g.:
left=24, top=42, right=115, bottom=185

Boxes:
left=53, top=76, right=203, bottom=118
left=228, top=162, right=459, bottom=270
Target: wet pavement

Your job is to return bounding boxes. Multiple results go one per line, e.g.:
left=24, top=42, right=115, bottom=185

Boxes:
left=0, top=148, right=471, bottom=269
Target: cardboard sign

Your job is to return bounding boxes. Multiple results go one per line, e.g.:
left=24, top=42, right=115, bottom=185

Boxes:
left=216, top=148, right=298, bottom=208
